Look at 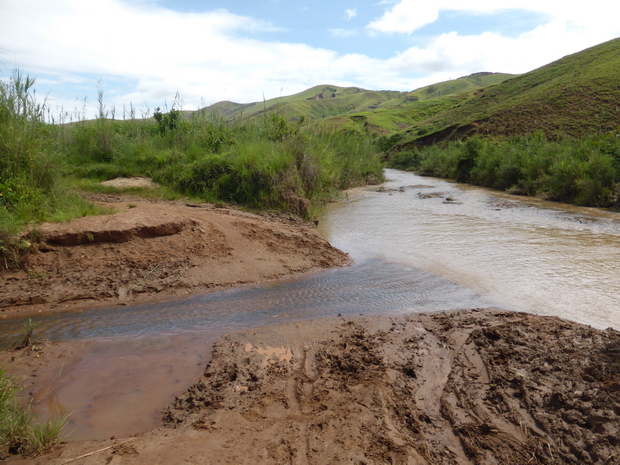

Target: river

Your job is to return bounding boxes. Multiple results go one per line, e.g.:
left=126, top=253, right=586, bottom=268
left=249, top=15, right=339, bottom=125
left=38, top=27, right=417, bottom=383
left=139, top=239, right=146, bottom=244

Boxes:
left=1, top=169, right=619, bottom=440
left=319, top=169, right=620, bottom=330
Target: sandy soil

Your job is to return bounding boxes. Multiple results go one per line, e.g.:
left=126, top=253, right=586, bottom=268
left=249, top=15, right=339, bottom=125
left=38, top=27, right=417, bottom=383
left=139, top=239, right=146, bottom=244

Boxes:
left=6, top=309, right=619, bottom=465
left=0, top=196, right=349, bottom=315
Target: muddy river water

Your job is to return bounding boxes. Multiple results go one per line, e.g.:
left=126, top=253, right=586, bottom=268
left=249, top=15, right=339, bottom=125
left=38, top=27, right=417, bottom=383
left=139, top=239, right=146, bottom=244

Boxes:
left=2, top=169, right=620, bottom=441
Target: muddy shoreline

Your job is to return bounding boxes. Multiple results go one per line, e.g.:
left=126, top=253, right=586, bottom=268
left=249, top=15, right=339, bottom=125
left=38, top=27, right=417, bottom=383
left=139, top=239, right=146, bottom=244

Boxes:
left=7, top=308, right=619, bottom=464
left=3, top=199, right=620, bottom=464
left=1, top=197, right=350, bottom=317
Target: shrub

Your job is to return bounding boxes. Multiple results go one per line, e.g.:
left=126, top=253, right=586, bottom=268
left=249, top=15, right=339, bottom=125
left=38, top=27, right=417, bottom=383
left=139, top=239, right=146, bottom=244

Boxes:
left=385, top=131, right=620, bottom=207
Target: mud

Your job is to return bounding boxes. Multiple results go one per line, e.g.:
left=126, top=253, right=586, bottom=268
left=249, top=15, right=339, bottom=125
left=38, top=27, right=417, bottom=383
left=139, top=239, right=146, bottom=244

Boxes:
left=22, top=308, right=620, bottom=464
left=417, top=191, right=448, bottom=199
left=100, top=177, right=158, bottom=189
left=0, top=198, right=349, bottom=314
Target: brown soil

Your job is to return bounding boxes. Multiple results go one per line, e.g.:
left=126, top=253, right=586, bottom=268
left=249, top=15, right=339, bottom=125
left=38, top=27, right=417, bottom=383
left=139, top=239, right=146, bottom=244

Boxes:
left=0, top=196, right=349, bottom=315
left=100, top=177, right=158, bottom=189
left=12, top=308, right=620, bottom=465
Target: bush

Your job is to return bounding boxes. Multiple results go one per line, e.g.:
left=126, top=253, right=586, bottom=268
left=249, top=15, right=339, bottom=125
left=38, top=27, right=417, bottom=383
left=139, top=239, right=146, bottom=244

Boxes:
left=385, top=132, right=620, bottom=207
left=87, top=114, right=386, bottom=215
left=417, top=144, right=461, bottom=178
left=388, top=150, right=420, bottom=171
left=376, top=133, right=405, bottom=152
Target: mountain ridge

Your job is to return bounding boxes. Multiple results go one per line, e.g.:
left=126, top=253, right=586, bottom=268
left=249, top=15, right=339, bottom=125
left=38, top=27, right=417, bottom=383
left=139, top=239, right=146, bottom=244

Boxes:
left=191, top=73, right=515, bottom=130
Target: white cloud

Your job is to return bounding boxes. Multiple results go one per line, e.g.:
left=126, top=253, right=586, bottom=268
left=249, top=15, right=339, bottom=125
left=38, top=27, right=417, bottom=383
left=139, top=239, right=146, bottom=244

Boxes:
left=361, top=0, right=620, bottom=89
left=0, top=0, right=280, bottom=75
left=1, top=0, right=619, bottom=119
left=367, top=0, right=438, bottom=35
left=0, top=0, right=293, bottom=108
left=345, top=8, right=357, bottom=20
left=383, top=21, right=616, bottom=80
left=366, top=0, right=620, bottom=35
left=330, top=28, right=357, bottom=38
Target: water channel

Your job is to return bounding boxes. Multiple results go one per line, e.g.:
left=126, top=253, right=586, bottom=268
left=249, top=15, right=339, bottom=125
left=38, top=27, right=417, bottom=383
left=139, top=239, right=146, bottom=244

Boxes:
left=1, top=169, right=619, bottom=440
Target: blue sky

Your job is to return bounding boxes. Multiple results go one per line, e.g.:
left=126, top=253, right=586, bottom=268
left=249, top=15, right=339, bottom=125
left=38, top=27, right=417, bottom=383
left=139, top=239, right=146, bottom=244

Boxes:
left=1, top=0, right=618, bottom=120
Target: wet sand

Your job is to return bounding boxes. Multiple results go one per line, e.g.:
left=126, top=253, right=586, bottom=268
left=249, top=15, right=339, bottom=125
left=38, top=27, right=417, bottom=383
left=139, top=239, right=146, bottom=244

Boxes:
left=1, top=197, right=349, bottom=316
left=9, top=308, right=620, bottom=464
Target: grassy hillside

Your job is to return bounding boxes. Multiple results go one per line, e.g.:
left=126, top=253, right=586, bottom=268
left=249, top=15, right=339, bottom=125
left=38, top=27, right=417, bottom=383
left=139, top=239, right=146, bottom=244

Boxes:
left=193, top=85, right=375, bottom=122
left=194, top=73, right=514, bottom=133
left=383, top=39, right=620, bottom=209
left=389, top=37, right=620, bottom=151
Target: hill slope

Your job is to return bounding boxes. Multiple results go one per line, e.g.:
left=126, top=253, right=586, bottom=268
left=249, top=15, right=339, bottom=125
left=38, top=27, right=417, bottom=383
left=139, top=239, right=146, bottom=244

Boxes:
left=390, top=37, right=620, bottom=150
left=193, top=73, right=514, bottom=133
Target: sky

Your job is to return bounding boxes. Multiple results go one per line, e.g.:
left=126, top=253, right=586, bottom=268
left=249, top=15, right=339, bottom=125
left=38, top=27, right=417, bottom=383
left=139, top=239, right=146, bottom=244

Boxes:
left=1, top=0, right=619, bottom=120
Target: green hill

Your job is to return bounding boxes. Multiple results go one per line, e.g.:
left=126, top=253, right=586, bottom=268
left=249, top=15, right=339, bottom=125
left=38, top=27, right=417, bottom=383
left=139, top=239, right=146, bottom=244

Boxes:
left=389, top=37, right=620, bottom=151
left=192, top=85, right=382, bottom=122
left=192, top=73, right=514, bottom=132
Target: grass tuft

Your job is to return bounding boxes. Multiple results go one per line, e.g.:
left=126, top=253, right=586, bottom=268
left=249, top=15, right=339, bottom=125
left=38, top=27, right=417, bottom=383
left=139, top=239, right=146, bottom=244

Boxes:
left=12, top=319, right=38, bottom=351
left=0, top=369, right=68, bottom=456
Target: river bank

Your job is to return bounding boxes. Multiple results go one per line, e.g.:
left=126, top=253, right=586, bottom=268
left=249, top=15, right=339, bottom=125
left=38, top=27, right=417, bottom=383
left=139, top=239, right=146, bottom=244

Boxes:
left=3, top=181, right=620, bottom=463
left=6, top=308, right=619, bottom=464
left=0, top=196, right=350, bottom=316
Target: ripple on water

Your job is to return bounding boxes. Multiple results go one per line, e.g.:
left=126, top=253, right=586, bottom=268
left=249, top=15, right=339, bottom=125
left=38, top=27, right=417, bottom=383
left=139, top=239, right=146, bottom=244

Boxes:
left=0, top=259, right=493, bottom=348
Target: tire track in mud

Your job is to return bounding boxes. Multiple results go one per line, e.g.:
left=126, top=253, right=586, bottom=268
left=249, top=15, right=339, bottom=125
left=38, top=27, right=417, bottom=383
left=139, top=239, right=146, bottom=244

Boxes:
left=155, top=309, right=620, bottom=464
left=38, top=309, right=620, bottom=464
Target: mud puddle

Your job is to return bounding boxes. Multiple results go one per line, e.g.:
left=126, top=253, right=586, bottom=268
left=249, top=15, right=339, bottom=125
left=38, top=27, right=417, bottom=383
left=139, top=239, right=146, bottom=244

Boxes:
left=1, top=258, right=494, bottom=441
left=1, top=334, right=215, bottom=441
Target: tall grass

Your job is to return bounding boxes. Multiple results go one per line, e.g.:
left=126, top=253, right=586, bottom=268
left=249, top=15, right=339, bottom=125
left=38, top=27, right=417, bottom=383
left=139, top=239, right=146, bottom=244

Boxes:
left=0, top=72, right=103, bottom=268
left=386, top=132, right=620, bottom=207
left=0, top=369, right=68, bottom=456
left=58, top=104, right=384, bottom=214
left=0, top=72, right=384, bottom=269
left=0, top=72, right=56, bottom=233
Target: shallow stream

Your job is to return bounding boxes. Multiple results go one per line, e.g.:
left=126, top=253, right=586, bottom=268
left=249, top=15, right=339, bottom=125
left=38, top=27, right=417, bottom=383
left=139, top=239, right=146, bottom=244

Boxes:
left=2, top=169, right=619, bottom=440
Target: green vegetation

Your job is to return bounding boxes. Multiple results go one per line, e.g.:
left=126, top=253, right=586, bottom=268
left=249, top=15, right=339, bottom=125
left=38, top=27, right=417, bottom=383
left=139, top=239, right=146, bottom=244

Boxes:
left=0, top=71, right=104, bottom=267
left=61, top=109, right=383, bottom=211
left=382, top=38, right=620, bottom=208
left=0, top=71, right=385, bottom=268
left=196, top=73, right=514, bottom=134
left=1, top=321, right=67, bottom=456
left=386, top=38, right=620, bottom=151
left=0, top=369, right=68, bottom=456
left=388, top=133, right=620, bottom=207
